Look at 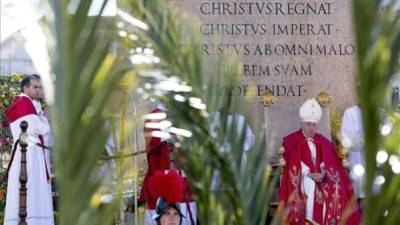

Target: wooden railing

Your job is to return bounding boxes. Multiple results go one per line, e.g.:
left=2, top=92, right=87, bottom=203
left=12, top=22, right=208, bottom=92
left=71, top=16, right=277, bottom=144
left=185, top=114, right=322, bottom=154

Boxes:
left=18, top=121, right=28, bottom=225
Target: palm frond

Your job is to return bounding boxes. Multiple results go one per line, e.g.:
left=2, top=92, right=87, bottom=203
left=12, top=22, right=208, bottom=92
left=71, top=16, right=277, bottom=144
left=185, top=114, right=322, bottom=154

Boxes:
left=123, top=0, right=275, bottom=224
left=353, top=0, right=400, bottom=224
left=44, top=1, right=127, bottom=224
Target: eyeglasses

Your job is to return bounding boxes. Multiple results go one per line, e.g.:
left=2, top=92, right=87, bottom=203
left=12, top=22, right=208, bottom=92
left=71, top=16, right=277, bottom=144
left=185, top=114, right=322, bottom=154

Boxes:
left=301, top=122, right=318, bottom=128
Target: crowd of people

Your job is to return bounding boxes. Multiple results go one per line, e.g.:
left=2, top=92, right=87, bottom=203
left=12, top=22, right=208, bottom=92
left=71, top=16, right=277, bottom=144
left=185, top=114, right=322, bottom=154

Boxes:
left=1, top=74, right=367, bottom=225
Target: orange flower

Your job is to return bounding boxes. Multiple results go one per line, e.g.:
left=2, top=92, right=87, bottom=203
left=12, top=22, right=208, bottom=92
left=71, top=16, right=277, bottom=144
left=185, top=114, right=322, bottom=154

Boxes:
left=0, top=189, right=6, bottom=200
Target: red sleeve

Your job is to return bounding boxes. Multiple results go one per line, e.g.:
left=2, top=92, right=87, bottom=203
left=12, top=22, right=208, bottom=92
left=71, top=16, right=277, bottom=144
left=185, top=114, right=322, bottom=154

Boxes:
left=4, top=96, right=37, bottom=123
left=279, top=137, right=289, bottom=203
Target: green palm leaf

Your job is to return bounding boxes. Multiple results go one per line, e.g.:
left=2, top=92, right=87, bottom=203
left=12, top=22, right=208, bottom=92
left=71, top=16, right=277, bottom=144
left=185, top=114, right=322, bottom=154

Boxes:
left=124, top=0, right=275, bottom=224
left=44, top=1, right=127, bottom=224
left=353, top=0, right=400, bottom=224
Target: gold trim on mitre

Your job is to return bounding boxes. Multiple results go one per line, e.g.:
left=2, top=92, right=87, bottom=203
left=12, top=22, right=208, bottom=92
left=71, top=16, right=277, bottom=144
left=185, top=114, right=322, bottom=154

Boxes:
left=315, top=91, right=333, bottom=107
left=259, top=91, right=277, bottom=106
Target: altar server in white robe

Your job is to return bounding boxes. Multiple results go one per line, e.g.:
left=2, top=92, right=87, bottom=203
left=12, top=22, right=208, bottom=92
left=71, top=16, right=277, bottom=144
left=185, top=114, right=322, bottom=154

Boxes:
left=31, top=74, right=53, bottom=149
left=209, top=112, right=255, bottom=190
left=3, top=75, right=54, bottom=225
left=341, top=105, right=365, bottom=198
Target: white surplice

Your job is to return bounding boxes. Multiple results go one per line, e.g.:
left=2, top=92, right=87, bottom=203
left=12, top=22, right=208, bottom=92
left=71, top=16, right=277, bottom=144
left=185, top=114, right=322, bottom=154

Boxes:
left=209, top=112, right=255, bottom=190
left=341, top=105, right=365, bottom=198
left=4, top=94, right=54, bottom=225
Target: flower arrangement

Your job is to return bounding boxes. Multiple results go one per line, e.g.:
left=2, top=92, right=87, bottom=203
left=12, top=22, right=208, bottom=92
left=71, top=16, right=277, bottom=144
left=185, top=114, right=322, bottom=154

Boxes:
left=0, top=74, right=23, bottom=153
left=329, top=110, right=346, bottom=156
left=0, top=178, right=6, bottom=224
left=0, top=73, right=24, bottom=224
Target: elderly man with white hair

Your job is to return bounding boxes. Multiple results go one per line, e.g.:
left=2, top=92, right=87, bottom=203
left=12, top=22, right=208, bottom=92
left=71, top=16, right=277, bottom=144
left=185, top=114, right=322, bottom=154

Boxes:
left=279, top=98, right=361, bottom=225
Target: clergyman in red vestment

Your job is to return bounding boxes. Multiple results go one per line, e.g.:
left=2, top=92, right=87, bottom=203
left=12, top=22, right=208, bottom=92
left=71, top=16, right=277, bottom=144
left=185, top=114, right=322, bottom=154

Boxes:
left=3, top=75, right=54, bottom=225
left=279, top=98, right=361, bottom=225
left=139, top=106, right=196, bottom=225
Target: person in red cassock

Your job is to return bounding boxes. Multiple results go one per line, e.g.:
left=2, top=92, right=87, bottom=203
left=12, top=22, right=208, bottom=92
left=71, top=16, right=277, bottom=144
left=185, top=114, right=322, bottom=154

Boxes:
left=2, top=75, right=54, bottom=225
left=140, top=106, right=197, bottom=225
left=279, top=98, right=361, bottom=225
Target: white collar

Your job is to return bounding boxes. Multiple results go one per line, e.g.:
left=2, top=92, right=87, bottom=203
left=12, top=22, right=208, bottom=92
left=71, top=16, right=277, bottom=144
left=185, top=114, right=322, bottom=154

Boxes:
left=19, top=93, right=32, bottom=101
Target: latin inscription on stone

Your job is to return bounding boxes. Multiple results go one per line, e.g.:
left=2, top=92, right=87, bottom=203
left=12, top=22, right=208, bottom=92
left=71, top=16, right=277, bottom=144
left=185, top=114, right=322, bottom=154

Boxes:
left=169, top=0, right=357, bottom=110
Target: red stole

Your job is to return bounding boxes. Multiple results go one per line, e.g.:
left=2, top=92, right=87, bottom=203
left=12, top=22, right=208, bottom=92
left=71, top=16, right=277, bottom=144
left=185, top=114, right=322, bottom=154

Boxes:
left=5, top=95, right=37, bottom=122
left=299, top=138, right=324, bottom=224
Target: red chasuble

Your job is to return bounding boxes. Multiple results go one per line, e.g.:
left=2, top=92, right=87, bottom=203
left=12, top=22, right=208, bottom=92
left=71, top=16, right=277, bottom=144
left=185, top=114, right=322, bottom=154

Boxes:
left=5, top=95, right=37, bottom=122
left=279, top=129, right=361, bottom=225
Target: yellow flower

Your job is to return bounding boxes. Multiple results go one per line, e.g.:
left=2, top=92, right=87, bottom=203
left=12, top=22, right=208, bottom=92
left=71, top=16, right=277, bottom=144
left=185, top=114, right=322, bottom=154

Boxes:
left=90, top=192, right=102, bottom=208
left=15, top=75, right=23, bottom=82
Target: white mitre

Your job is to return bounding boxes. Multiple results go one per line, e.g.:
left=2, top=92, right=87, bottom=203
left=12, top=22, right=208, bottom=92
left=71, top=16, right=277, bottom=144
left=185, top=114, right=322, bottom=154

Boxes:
left=299, top=98, right=322, bottom=123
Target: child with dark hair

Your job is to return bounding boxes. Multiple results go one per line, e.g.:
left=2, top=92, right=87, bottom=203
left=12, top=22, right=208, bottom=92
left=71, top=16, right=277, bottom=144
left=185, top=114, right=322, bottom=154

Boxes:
left=153, top=198, right=183, bottom=225
left=149, top=170, right=186, bottom=225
